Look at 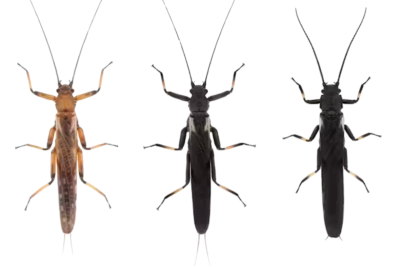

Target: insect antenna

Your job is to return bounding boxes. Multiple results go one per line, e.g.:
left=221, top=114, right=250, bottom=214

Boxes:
left=161, top=0, right=193, bottom=85
left=70, top=0, right=104, bottom=86
left=203, top=0, right=236, bottom=88
left=335, top=7, right=368, bottom=84
left=295, top=9, right=325, bottom=84
left=29, top=0, right=60, bottom=86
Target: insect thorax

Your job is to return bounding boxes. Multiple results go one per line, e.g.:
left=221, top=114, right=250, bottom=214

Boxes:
left=189, top=85, right=209, bottom=113
left=189, top=114, right=211, bottom=134
left=56, top=112, right=77, bottom=135
left=320, top=84, right=343, bottom=114
left=56, top=85, right=76, bottom=113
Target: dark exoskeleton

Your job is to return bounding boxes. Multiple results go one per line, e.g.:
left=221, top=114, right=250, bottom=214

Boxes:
left=284, top=9, right=381, bottom=238
left=144, top=0, right=254, bottom=240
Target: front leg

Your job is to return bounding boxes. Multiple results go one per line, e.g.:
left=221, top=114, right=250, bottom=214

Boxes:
left=342, top=77, right=370, bottom=104
left=291, top=78, right=320, bottom=104
left=144, top=127, right=188, bottom=150
left=78, top=126, right=118, bottom=150
left=152, top=65, right=190, bottom=102
left=283, top=125, right=319, bottom=142
left=16, top=124, right=56, bottom=150
left=207, top=63, right=244, bottom=101
left=344, top=125, right=381, bottom=141
left=74, top=62, right=112, bottom=101
left=18, top=64, right=56, bottom=101
left=211, top=126, right=255, bottom=150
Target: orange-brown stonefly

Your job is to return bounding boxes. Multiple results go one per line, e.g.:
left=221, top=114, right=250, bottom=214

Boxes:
left=16, top=0, right=117, bottom=245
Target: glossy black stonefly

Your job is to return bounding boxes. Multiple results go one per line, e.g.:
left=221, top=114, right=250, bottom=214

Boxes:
left=283, top=9, right=381, bottom=238
left=144, top=0, right=254, bottom=257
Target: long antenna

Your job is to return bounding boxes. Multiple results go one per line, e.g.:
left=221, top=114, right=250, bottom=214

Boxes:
left=203, top=0, right=236, bottom=87
left=295, top=9, right=325, bottom=84
left=335, top=6, right=368, bottom=84
left=162, top=0, right=193, bottom=84
left=30, top=0, right=60, bottom=85
left=70, top=0, right=103, bottom=85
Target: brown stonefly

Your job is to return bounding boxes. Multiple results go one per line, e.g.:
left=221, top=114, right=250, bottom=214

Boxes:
left=16, top=0, right=117, bottom=241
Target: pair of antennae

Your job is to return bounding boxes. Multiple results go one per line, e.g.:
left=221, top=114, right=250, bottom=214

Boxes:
left=295, top=8, right=367, bottom=84
left=162, top=0, right=236, bottom=87
left=30, top=0, right=103, bottom=87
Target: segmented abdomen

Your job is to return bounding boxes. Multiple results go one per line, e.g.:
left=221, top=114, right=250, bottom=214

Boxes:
left=57, top=137, right=78, bottom=234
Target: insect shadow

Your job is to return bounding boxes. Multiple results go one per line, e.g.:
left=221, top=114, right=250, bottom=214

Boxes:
left=283, top=8, right=381, bottom=239
left=144, top=0, right=255, bottom=263
left=16, top=0, right=117, bottom=246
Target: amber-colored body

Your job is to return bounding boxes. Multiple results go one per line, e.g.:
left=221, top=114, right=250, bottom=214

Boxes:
left=16, top=0, right=115, bottom=236
left=17, top=68, right=115, bottom=234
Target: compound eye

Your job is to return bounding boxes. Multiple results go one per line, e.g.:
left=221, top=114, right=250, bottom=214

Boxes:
left=57, top=89, right=60, bottom=93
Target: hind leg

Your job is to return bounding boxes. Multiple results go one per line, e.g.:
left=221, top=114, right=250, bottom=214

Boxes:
left=157, top=153, right=191, bottom=210
left=211, top=150, right=246, bottom=207
left=343, top=148, right=369, bottom=192
left=77, top=147, right=112, bottom=208
left=296, top=148, right=321, bottom=193
left=25, top=148, right=57, bottom=210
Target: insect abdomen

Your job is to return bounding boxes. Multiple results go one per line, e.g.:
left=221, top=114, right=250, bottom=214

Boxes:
left=191, top=163, right=211, bottom=234
left=321, top=160, right=344, bottom=237
left=56, top=114, right=78, bottom=234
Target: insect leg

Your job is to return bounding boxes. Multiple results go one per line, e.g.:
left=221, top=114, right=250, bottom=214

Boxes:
left=296, top=148, right=321, bottom=193
left=77, top=147, right=111, bottom=208
left=343, top=148, right=369, bottom=193
left=157, top=153, right=191, bottom=210
left=77, top=126, right=117, bottom=150
left=144, top=126, right=188, bottom=150
left=74, top=62, right=113, bottom=101
left=17, top=64, right=57, bottom=101
left=207, top=63, right=244, bottom=101
left=151, top=65, right=191, bottom=102
left=283, top=125, right=319, bottom=142
left=343, top=77, right=370, bottom=104
left=210, top=126, right=255, bottom=150
left=25, top=148, right=57, bottom=210
left=291, top=78, right=320, bottom=104
left=344, top=125, right=381, bottom=141
left=211, top=150, right=246, bottom=206
left=16, top=124, right=56, bottom=150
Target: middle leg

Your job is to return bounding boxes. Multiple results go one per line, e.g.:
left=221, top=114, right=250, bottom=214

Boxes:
left=16, top=124, right=56, bottom=150
left=157, top=153, right=191, bottom=210
left=144, top=126, right=188, bottom=151
left=78, top=126, right=118, bottom=150
left=283, top=125, right=319, bottom=142
left=344, top=125, right=381, bottom=141
left=211, top=150, right=246, bottom=207
left=211, top=126, right=255, bottom=150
